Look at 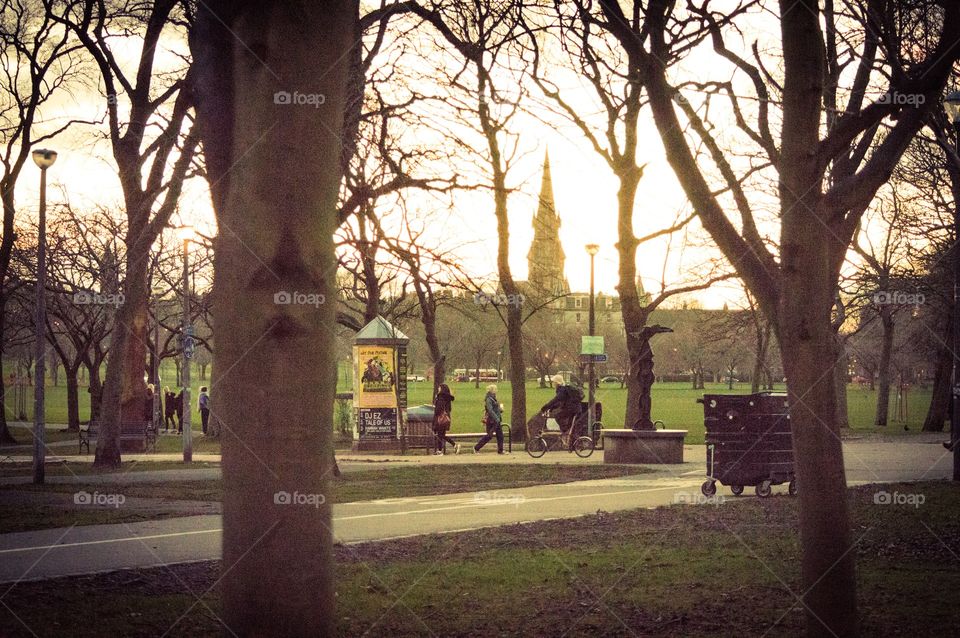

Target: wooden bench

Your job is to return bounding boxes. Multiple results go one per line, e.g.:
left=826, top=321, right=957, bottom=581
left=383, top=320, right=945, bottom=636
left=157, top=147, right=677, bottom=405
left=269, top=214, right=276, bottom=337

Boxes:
left=447, top=424, right=512, bottom=453
left=401, top=420, right=437, bottom=453
left=402, top=421, right=513, bottom=454
left=80, top=420, right=157, bottom=454
left=79, top=422, right=98, bottom=455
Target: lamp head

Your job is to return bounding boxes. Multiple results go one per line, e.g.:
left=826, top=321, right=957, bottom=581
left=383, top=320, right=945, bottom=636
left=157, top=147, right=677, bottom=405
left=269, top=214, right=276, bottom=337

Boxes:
left=32, top=149, right=57, bottom=169
left=176, top=226, right=195, bottom=243
left=945, top=90, right=960, bottom=123
left=585, top=243, right=599, bottom=256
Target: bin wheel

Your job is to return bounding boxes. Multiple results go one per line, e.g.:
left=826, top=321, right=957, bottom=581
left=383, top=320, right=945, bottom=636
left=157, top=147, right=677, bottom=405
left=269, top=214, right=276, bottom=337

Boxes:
left=756, top=480, right=772, bottom=498
left=701, top=480, right=717, bottom=497
left=730, top=485, right=744, bottom=496
left=573, top=436, right=594, bottom=458
left=788, top=479, right=797, bottom=496
left=525, top=436, right=547, bottom=458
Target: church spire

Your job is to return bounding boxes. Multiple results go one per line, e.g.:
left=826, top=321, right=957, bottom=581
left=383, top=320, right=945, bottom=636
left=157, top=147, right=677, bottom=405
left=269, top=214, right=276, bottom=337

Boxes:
left=527, top=150, right=569, bottom=295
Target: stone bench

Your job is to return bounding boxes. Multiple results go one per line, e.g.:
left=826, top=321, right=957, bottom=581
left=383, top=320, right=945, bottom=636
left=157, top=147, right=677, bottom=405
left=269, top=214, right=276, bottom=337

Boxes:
left=602, top=428, right=687, bottom=464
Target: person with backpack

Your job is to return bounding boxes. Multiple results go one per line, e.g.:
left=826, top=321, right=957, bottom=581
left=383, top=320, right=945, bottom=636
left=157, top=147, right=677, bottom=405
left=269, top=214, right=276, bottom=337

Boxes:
left=474, top=384, right=506, bottom=454
left=539, top=374, right=584, bottom=451
left=432, top=383, right=459, bottom=455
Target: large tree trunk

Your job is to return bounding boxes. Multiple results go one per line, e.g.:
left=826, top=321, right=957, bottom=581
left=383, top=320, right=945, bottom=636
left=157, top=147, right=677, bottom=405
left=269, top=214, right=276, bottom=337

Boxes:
left=193, top=2, right=355, bottom=634
left=834, top=337, right=849, bottom=429
left=86, top=360, right=103, bottom=424
left=94, top=252, right=150, bottom=467
left=486, top=122, right=526, bottom=442
left=419, top=300, right=444, bottom=398
left=0, top=342, right=16, bottom=444
left=874, top=310, right=894, bottom=426
left=923, top=339, right=951, bottom=432
left=0, top=183, right=18, bottom=444
left=65, top=364, right=80, bottom=431
left=778, top=19, right=858, bottom=632
left=616, top=170, right=647, bottom=428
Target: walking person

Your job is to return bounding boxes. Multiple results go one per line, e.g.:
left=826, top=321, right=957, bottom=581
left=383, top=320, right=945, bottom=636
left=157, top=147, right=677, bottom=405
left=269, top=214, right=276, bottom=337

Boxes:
left=433, top=383, right=459, bottom=455
left=474, top=384, right=507, bottom=454
left=198, top=386, right=211, bottom=435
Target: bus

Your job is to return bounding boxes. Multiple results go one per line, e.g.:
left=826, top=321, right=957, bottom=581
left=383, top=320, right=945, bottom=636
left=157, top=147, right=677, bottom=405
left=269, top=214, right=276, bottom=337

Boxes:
left=452, top=368, right=501, bottom=382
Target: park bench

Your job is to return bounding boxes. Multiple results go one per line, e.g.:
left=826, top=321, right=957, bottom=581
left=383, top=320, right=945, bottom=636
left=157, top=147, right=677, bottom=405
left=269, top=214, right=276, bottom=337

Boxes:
left=447, top=424, right=512, bottom=454
left=401, top=419, right=513, bottom=454
left=401, top=419, right=436, bottom=453
left=80, top=420, right=157, bottom=454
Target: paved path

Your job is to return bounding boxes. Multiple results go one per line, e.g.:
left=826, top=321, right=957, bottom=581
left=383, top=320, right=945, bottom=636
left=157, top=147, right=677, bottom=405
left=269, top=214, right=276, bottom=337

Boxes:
left=0, top=439, right=952, bottom=584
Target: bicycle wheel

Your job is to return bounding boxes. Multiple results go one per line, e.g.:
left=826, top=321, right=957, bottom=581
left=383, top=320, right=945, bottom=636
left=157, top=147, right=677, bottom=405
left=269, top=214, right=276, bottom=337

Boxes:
left=573, top=436, right=594, bottom=458
left=525, top=436, right=547, bottom=458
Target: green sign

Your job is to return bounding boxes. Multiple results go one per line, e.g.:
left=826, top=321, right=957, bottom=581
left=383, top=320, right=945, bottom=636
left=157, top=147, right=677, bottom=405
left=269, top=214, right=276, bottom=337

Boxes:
left=581, top=335, right=605, bottom=355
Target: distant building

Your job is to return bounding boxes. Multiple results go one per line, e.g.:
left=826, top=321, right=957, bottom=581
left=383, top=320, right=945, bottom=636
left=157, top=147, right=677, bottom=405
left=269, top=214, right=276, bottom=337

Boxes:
left=516, top=151, right=657, bottom=331
left=525, top=151, right=570, bottom=297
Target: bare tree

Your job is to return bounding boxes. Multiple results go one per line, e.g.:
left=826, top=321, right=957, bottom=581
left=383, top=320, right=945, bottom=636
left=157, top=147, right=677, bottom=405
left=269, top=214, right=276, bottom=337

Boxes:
left=55, top=0, right=200, bottom=467
left=406, top=0, right=537, bottom=440
left=532, top=3, right=737, bottom=429
left=0, top=0, right=85, bottom=443
left=615, top=0, right=960, bottom=634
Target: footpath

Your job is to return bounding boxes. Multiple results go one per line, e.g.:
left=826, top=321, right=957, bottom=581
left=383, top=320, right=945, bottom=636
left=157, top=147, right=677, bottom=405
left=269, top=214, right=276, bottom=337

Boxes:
left=0, top=437, right=952, bottom=584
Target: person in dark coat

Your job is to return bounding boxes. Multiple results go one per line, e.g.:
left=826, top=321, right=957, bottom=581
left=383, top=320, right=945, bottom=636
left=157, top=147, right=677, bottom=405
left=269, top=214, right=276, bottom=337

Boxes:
left=432, top=383, right=459, bottom=455
left=474, top=384, right=506, bottom=454
left=163, top=387, right=178, bottom=431
left=539, top=374, right=584, bottom=451
left=175, top=389, right=185, bottom=434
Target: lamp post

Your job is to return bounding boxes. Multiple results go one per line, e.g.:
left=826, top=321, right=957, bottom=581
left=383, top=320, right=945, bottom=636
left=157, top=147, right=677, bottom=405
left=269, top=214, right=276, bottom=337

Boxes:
left=944, top=91, right=960, bottom=481
left=585, top=243, right=599, bottom=440
left=31, top=149, right=56, bottom=484
left=180, top=231, right=194, bottom=463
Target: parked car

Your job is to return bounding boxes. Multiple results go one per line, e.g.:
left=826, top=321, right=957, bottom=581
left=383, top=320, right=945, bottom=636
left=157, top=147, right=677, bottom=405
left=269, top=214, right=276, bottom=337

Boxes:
left=600, top=375, right=622, bottom=384
left=405, top=375, right=426, bottom=382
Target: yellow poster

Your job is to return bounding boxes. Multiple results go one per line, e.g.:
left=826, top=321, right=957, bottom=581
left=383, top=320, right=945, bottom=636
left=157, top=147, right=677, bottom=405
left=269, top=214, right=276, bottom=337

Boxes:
left=355, top=345, right=397, bottom=409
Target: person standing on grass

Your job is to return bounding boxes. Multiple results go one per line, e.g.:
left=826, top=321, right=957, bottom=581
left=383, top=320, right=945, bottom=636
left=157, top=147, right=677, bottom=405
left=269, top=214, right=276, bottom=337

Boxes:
left=144, top=384, right=156, bottom=424
left=433, top=383, right=459, bottom=455
left=474, top=384, right=506, bottom=454
left=163, top=387, right=177, bottom=431
left=175, top=388, right=185, bottom=434
left=198, top=386, right=211, bottom=435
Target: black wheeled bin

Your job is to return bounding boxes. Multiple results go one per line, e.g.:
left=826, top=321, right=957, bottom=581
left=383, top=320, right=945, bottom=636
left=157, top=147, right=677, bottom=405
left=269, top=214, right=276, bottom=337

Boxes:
left=697, top=392, right=797, bottom=498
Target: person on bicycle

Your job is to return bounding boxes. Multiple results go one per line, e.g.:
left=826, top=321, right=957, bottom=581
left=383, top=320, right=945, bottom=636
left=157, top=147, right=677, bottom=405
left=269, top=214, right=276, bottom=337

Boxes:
left=539, top=374, right=584, bottom=451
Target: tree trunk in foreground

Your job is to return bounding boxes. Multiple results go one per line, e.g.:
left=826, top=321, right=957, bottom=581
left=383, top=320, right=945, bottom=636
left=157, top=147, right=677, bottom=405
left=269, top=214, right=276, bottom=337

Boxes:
left=192, top=2, right=356, bottom=635
left=923, top=339, right=951, bottom=432
left=833, top=336, right=849, bottom=429
left=778, top=5, right=857, bottom=627
left=874, top=310, right=894, bottom=426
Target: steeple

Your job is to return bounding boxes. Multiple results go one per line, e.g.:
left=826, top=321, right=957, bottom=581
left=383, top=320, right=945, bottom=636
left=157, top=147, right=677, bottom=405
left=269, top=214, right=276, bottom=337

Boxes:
left=527, top=150, right=569, bottom=296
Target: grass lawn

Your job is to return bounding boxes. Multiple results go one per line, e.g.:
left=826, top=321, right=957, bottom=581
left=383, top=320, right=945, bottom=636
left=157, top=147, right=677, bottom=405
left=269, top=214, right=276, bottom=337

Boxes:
left=3, top=379, right=934, bottom=451
left=0, top=481, right=955, bottom=637
left=0, top=464, right=649, bottom=533
left=413, top=380, right=933, bottom=444
left=0, top=460, right=220, bottom=478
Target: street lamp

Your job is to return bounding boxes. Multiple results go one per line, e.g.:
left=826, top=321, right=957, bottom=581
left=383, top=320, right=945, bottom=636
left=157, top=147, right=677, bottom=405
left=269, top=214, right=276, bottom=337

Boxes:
left=31, top=149, right=56, bottom=484
left=179, top=227, right=194, bottom=463
left=944, top=91, right=960, bottom=481
left=585, top=243, right=599, bottom=441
